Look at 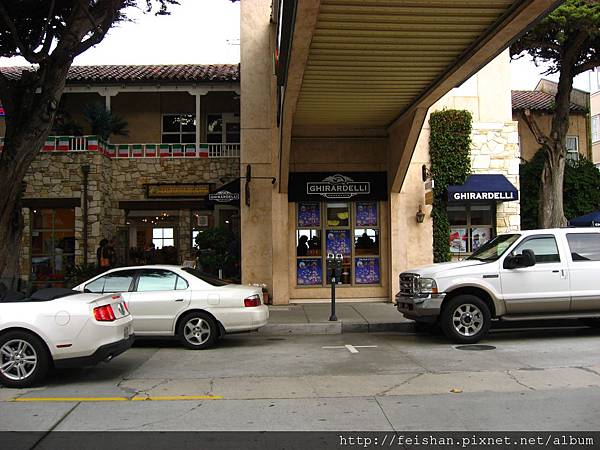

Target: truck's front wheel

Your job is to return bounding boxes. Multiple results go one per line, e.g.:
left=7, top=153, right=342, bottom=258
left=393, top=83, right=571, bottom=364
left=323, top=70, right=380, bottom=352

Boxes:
left=441, top=295, right=491, bottom=344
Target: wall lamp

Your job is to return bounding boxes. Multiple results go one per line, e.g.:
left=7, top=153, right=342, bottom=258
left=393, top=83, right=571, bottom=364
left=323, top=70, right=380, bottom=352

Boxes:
left=245, top=165, right=276, bottom=207
left=416, top=205, right=425, bottom=223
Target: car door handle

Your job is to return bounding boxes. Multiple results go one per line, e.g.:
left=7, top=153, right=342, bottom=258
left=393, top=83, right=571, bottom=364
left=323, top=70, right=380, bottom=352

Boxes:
left=552, top=270, right=560, bottom=273
left=174, top=298, right=184, bottom=302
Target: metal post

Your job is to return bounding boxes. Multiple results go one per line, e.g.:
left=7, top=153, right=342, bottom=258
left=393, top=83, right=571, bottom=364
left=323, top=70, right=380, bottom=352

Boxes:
left=327, top=253, right=337, bottom=321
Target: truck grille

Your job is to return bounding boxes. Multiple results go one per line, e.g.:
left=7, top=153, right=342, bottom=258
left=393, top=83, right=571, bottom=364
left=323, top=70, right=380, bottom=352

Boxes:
left=399, top=273, right=418, bottom=296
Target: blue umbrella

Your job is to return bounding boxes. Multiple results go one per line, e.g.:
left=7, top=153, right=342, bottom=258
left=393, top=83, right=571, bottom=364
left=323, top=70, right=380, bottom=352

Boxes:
left=568, top=210, right=600, bottom=227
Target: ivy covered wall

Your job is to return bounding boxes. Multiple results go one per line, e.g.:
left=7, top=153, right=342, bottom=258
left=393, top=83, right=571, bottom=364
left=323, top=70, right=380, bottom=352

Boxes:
left=429, top=110, right=472, bottom=262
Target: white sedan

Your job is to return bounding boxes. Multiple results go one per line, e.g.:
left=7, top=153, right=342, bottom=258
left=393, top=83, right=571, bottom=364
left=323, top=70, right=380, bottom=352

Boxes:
left=74, top=265, right=269, bottom=349
left=0, top=285, right=133, bottom=388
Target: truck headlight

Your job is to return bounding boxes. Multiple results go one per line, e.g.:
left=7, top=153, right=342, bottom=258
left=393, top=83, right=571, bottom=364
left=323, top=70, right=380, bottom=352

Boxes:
left=417, top=278, right=438, bottom=295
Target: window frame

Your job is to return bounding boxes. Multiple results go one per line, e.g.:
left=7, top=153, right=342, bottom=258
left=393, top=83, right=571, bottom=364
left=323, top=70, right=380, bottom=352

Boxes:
left=566, top=232, right=600, bottom=262
left=510, top=235, right=562, bottom=264
left=448, top=203, right=495, bottom=254
left=592, top=115, right=599, bottom=143
left=161, top=113, right=197, bottom=144
left=565, top=135, right=580, bottom=162
left=295, top=201, right=382, bottom=287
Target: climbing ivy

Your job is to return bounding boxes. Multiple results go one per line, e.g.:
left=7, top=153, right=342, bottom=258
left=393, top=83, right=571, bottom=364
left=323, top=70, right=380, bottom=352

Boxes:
left=429, top=110, right=472, bottom=262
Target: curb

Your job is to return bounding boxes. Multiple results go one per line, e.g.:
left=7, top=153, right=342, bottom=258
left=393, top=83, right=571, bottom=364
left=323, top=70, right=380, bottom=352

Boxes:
left=258, top=321, right=416, bottom=335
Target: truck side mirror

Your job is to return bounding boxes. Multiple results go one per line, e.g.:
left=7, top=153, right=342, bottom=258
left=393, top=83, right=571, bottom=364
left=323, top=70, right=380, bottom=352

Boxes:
left=521, top=249, right=536, bottom=267
left=503, top=249, right=536, bottom=269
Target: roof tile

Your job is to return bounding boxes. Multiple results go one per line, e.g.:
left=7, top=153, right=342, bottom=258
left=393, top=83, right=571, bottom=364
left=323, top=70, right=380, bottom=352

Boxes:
left=512, top=90, right=585, bottom=113
left=1, top=64, right=239, bottom=83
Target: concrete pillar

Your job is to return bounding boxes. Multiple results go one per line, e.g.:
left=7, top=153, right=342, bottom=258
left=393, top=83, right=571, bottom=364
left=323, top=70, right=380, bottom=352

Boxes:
left=240, top=0, right=280, bottom=297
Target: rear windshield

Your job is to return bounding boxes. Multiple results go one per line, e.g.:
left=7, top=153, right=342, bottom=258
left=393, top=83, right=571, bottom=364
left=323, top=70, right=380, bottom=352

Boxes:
left=182, top=268, right=228, bottom=286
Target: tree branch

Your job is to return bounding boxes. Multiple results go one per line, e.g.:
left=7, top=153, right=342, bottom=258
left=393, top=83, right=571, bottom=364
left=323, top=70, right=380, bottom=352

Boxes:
left=574, top=59, right=600, bottom=76
left=521, top=110, right=550, bottom=147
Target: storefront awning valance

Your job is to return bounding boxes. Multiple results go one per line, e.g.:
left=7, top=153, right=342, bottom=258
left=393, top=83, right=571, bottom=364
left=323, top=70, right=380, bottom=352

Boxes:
left=569, top=210, right=600, bottom=227
left=447, top=174, right=518, bottom=203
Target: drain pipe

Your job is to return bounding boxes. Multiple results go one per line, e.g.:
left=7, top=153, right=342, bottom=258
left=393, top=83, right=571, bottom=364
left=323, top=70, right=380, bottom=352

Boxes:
left=82, top=165, right=90, bottom=266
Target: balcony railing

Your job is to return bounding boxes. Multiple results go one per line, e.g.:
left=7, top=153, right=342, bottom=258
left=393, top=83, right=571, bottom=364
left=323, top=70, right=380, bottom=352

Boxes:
left=0, top=135, right=240, bottom=159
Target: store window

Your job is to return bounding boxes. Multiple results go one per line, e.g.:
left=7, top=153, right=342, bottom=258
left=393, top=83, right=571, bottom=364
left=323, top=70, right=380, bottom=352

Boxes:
left=153, top=228, right=174, bottom=249
left=31, top=208, right=75, bottom=286
left=448, top=204, right=494, bottom=254
left=296, top=201, right=381, bottom=287
left=162, top=113, right=196, bottom=144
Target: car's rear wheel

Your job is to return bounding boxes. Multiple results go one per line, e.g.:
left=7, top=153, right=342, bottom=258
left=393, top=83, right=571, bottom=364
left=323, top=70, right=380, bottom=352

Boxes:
left=177, top=312, right=218, bottom=350
left=0, top=331, right=49, bottom=388
left=441, top=295, right=491, bottom=344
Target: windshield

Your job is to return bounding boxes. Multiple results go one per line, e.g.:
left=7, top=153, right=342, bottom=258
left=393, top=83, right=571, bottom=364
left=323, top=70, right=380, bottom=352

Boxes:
left=182, top=268, right=229, bottom=287
left=467, top=233, right=520, bottom=262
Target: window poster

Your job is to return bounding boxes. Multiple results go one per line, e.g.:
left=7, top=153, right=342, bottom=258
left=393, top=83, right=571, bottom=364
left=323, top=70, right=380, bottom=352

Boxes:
left=355, top=257, right=380, bottom=284
left=449, top=228, right=468, bottom=253
left=326, top=230, right=352, bottom=256
left=297, top=258, right=322, bottom=285
left=356, top=202, right=377, bottom=227
left=298, top=202, right=321, bottom=228
left=472, top=227, right=491, bottom=251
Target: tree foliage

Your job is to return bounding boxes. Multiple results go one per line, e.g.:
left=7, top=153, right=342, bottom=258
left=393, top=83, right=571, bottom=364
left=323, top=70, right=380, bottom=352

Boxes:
left=0, top=0, right=178, bottom=283
left=520, top=149, right=600, bottom=230
left=510, top=0, right=600, bottom=228
left=83, top=102, right=129, bottom=140
left=429, top=109, right=472, bottom=262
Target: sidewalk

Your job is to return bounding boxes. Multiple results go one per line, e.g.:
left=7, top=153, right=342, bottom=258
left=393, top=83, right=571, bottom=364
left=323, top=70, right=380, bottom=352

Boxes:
left=259, top=302, right=415, bottom=335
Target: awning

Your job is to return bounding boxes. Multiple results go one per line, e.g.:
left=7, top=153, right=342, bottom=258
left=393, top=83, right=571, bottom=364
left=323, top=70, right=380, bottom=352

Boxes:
left=208, top=179, right=240, bottom=206
left=569, top=211, right=600, bottom=227
left=447, top=174, right=518, bottom=203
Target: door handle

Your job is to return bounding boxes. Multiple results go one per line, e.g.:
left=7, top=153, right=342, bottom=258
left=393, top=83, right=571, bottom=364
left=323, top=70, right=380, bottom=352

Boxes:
left=552, top=270, right=560, bottom=273
left=174, top=298, right=184, bottom=302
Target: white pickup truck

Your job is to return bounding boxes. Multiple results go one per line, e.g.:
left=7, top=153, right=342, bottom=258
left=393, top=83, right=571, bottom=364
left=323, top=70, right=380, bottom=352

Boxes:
left=396, top=228, right=600, bottom=343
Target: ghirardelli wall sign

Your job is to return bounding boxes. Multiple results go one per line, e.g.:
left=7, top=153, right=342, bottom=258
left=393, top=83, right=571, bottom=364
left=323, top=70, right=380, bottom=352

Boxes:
left=307, top=174, right=371, bottom=199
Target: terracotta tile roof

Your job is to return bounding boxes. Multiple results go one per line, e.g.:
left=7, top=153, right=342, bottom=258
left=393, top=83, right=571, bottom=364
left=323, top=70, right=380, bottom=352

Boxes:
left=1, top=64, right=239, bottom=84
left=512, top=90, right=586, bottom=113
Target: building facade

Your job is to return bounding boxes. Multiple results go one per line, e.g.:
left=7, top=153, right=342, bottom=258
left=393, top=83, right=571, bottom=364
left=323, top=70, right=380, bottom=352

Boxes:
left=512, top=79, right=591, bottom=163
left=0, top=64, right=242, bottom=289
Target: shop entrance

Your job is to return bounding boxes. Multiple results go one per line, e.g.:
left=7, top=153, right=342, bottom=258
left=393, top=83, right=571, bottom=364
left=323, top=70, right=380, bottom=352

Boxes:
left=126, top=211, right=179, bottom=265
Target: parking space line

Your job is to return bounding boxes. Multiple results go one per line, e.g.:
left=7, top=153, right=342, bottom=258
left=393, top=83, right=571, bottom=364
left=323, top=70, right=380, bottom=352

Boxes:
left=11, top=395, right=223, bottom=402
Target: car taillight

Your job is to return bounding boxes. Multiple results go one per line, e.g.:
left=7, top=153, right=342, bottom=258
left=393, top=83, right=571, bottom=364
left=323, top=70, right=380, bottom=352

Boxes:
left=244, top=294, right=261, bottom=307
left=94, top=304, right=116, bottom=321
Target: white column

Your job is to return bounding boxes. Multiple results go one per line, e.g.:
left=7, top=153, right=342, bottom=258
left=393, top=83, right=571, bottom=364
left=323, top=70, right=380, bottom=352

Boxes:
left=189, top=89, right=209, bottom=150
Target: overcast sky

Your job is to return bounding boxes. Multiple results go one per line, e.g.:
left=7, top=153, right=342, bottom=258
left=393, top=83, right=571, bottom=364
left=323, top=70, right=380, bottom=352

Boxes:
left=0, top=1, right=594, bottom=92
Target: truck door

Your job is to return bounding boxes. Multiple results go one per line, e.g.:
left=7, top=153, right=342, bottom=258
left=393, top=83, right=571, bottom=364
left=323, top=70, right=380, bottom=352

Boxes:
left=500, top=234, right=570, bottom=314
left=565, top=232, right=600, bottom=312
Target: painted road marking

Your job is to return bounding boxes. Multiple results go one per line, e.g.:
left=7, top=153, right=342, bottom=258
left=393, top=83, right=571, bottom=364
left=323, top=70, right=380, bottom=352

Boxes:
left=11, top=395, right=223, bottom=402
left=322, top=345, right=378, bottom=353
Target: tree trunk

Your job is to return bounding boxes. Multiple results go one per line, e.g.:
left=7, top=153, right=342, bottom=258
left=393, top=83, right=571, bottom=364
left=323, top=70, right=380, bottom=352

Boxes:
left=537, top=52, right=576, bottom=229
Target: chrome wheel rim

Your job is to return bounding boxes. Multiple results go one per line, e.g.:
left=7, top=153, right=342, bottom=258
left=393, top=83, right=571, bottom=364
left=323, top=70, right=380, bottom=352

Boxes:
left=183, top=318, right=211, bottom=345
left=0, top=339, right=38, bottom=381
left=452, top=304, right=484, bottom=337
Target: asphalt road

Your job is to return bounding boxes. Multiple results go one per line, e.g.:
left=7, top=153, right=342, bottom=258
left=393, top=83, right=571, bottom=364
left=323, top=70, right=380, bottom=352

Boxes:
left=1, top=325, right=600, bottom=434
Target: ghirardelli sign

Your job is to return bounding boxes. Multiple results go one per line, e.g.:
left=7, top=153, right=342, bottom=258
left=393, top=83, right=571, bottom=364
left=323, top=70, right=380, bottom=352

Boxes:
left=307, top=174, right=370, bottom=199
left=209, top=190, right=240, bottom=203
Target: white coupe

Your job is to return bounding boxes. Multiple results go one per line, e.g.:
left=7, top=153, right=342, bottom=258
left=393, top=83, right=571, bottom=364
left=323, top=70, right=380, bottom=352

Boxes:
left=74, top=265, right=269, bottom=349
left=0, top=284, right=133, bottom=388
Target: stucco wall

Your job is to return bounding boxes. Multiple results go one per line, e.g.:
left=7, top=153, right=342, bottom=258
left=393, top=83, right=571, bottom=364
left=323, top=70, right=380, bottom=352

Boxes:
left=592, top=92, right=600, bottom=164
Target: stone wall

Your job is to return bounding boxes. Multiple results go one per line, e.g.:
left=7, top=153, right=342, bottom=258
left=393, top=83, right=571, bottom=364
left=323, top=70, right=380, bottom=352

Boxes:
left=19, top=152, right=240, bottom=281
left=470, top=121, right=521, bottom=233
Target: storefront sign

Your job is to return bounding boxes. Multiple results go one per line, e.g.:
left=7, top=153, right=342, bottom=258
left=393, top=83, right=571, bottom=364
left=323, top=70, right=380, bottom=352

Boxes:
left=450, top=191, right=516, bottom=201
left=146, top=184, right=210, bottom=198
left=209, top=190, right=240, bottom=203
left=289, top=172, right=387, bottom=202
left=447, top=174, right=518, bottom=203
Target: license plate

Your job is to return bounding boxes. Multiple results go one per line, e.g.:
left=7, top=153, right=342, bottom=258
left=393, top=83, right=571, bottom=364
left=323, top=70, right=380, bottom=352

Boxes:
left=124, top=326, right=129, bottom=339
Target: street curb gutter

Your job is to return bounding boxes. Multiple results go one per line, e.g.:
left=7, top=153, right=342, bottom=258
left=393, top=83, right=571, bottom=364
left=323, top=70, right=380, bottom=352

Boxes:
left=258, top=322, right=416, bottom=335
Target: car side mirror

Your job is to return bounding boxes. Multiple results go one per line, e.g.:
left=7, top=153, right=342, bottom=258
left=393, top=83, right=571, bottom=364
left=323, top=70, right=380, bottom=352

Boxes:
left=521, top=249, right=536, bottom=267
